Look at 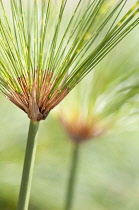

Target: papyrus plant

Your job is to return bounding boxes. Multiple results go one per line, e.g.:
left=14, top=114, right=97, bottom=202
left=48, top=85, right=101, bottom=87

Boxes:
left=0, top=0, right=139, bottom=209
left=57, top=36, right=139, bottom=210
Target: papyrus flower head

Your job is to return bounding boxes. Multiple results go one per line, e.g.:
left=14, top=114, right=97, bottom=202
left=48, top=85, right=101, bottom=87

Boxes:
left=57, top=39, right=139, bottom=143
left=0, top=0, right=139, bottom=121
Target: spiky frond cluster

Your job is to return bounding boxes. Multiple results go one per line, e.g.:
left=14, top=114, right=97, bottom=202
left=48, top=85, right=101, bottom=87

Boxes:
left=0, top=0, right=139, bottom=121
left=57, top=35, right=139, bottom=143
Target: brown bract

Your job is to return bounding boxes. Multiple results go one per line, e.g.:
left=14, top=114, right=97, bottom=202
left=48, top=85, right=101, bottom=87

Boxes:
left=60, top=118, right=105, bottom=144
left=5, top=70, right=69, bottom=121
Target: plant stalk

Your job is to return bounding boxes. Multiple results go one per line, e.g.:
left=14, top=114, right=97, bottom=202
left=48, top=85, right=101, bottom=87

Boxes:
left=65, top=143, right=80, bottom=210
left=17, top=120, right=40, bottom=210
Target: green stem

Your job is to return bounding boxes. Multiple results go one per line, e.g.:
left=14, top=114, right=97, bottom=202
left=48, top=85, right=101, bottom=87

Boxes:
left=17, top=120, right=40, bottom=210
left=65, top=143, right=80, bottom=210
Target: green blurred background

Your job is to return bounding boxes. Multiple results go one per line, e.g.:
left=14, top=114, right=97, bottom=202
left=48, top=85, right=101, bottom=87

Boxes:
left=1, top=0, right=139, bottom=209
left=1, top=94, right=139, bottom=210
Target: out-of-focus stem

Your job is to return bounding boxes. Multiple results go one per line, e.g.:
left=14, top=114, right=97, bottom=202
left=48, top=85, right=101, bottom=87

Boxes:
left=65, top=143, right=80, bottom=210
left=17, top=120, right=40, bottom=210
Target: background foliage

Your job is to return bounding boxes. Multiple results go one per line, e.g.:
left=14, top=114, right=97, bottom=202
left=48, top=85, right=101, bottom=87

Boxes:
left=0, top=0, right=139, bottom=210
left=1, top=94, right=139, bottom=210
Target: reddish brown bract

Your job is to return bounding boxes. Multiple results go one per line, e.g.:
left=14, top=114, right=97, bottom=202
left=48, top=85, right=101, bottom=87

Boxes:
left=60, top=118, right=105, bottom=144
left=5, top=70, right=69, bottom=121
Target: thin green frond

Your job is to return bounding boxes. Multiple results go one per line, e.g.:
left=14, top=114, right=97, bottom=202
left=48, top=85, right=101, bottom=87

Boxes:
left=56, top=29, right=139, bottom=137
